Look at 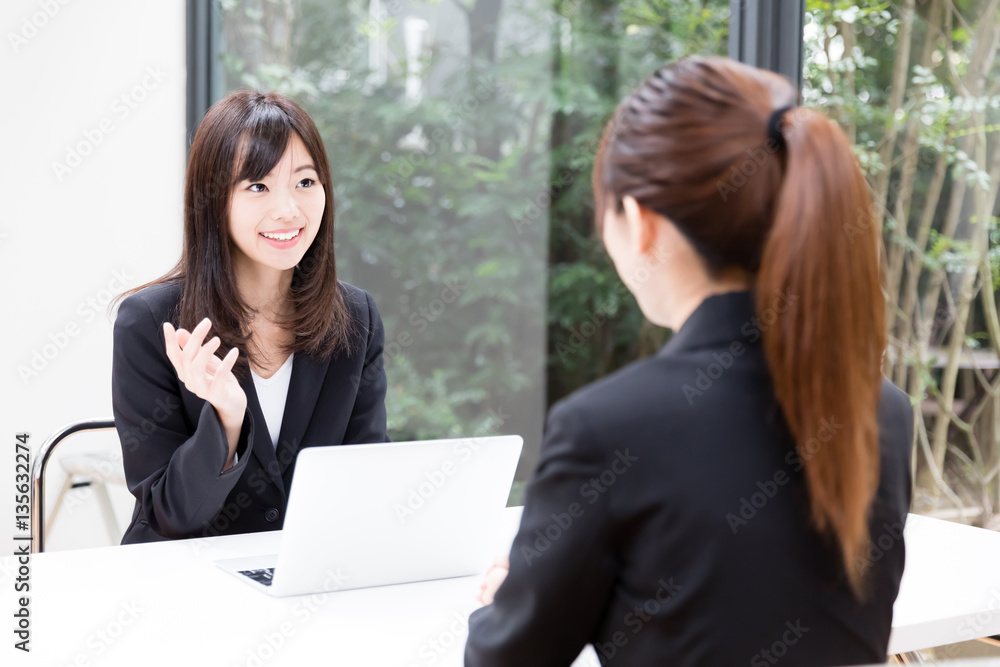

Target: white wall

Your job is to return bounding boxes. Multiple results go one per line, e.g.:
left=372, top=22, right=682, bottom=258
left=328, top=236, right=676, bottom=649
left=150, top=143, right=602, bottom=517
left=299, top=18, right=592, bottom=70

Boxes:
left=0, top=0, right=186, bottom=564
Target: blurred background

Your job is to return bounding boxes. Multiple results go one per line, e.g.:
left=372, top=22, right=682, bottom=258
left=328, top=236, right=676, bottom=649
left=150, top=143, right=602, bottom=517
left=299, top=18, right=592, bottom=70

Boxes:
left=4, top=9, right=1000, bottom=657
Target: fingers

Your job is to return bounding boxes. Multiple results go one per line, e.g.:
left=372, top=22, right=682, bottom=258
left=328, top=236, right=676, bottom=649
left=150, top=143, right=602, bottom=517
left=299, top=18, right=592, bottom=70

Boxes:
left=476, top=579, right=491, bottom=605
left=162, top=317, right=246, bottom=417
left=208, top=347, right=240, bottom=396
left=164, top=318, right=224, bottom=391
left=478, top=567, right=507, bottom=606
left=219, top=345, right=240, bottom=374
left=191, top=336, right=222, bottom=382
left=182, top=318, right=213, bottom=367
left=209, top=347, right=240, bottom=394
left=475, top=553, right=510, bottom=606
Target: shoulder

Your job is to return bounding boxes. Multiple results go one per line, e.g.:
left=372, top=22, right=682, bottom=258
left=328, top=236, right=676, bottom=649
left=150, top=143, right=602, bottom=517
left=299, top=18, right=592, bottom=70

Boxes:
left=876, top=377, right=914, bottom=466
left=112, top=282, right=184, bottom=366
left=336, top=281, right=384, bottom=355
left=545, top=356, right=665, bottom=449
left=553, top=353, right=673, bottom=419
left=878, top=377, right=913, bottom=422
left=337, top=280, right=382, bottom=329
left=115, top=280, right=183, bottom=330
left=337, top=280, right=374, bottom=314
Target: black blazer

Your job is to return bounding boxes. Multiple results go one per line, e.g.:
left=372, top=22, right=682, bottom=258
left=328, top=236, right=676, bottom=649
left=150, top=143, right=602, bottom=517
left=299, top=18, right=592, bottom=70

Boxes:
left=465, top=290, right=913, bottom=667
left=111, top=279, right=388, bottom=544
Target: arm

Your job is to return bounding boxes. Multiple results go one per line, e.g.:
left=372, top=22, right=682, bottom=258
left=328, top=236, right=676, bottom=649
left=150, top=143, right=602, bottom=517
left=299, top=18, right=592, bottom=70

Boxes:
left=342, top=290, right=389, bottom=444
left=465, top=400, right=618, bottom=666
left=112, top=294, right=255, bottom=538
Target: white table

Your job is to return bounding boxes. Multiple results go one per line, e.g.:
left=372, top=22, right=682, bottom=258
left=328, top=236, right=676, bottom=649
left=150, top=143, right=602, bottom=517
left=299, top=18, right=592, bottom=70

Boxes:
left=888, top=514, right=1000, bottom=655
left=2, top=507, right=599, bottom=667
left=2, top=510, right=998, bottom=665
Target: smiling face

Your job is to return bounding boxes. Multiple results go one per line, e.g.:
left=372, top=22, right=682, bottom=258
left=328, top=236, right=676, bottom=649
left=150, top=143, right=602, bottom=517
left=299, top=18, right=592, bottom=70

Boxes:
left=228, top=132, right=325, bottom=280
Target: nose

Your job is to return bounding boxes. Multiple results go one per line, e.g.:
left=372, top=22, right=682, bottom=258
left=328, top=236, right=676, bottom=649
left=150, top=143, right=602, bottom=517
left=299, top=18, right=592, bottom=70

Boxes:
left=269, top=189, right=300, bottom=221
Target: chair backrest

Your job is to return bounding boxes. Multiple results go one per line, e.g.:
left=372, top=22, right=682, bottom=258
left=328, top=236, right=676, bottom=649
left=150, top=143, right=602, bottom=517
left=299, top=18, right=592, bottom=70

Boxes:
left=30, top=418, right=116, bottom=553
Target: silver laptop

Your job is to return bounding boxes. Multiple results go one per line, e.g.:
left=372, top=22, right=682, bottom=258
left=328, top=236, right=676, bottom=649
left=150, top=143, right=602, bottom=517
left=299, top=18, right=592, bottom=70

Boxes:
left=214, top=435, right=523, bottom=597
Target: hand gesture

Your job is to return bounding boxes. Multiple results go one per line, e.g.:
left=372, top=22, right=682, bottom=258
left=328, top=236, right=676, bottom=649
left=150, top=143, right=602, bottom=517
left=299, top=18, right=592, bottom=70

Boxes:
left=163, top=318, right=247, bottom=428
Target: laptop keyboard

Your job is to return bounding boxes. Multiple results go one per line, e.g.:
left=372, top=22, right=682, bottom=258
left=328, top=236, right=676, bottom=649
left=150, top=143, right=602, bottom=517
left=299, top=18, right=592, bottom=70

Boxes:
left=239, top=568, right=275, bottom=586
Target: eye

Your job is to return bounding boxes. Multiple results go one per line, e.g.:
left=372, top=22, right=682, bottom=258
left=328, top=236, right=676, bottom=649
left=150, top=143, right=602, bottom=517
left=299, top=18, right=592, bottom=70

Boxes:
left=246, top=183, right=267, bottom=193
left=298, top=178, right=317, bottom=188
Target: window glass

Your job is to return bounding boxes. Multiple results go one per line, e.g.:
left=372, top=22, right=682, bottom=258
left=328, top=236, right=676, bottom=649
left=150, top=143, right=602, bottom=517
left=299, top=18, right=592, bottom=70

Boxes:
left=215, top=0, right=729, bottom=493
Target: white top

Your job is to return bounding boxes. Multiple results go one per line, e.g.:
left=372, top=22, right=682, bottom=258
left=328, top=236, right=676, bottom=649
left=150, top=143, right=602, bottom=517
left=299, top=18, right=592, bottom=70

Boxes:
left=250, top=352, right=294, bottom=450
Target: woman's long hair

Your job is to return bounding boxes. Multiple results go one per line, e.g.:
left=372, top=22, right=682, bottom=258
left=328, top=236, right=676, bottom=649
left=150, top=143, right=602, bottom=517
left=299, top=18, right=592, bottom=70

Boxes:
left=113, top=89, right=356, bottom=379
left=593, top=56, right=885, bottom=598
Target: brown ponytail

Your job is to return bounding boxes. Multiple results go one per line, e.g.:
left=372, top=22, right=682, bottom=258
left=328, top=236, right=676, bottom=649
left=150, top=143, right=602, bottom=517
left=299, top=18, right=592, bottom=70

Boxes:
left=758, top=107, right=883, bottom=597
left=593, top=56, right=884, bottom=597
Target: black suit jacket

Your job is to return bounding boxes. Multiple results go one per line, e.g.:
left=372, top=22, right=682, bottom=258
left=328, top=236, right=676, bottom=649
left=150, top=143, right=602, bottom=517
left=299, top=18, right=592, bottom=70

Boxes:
left=112, top=279, right=388, bottom=544
left=465, top=290, right=914, bottom=667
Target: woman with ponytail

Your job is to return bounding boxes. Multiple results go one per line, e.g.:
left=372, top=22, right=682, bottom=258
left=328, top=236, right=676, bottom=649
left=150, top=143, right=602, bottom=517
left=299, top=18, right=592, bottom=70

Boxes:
left=465, top=56, right=913, bottom=666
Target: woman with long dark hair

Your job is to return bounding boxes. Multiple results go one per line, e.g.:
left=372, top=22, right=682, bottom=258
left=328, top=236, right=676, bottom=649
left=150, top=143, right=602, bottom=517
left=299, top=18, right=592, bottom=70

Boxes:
left=111, top=90, right=388, bottom=544
left=465, top=56, right=913, bottom=666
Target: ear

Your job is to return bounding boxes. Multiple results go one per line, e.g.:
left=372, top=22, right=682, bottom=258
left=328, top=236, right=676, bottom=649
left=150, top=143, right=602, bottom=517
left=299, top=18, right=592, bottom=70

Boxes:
left=621, top=196, right=659, bottom=255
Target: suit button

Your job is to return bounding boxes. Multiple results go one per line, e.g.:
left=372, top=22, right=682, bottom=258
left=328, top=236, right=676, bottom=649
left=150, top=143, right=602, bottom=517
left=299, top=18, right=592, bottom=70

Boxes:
left=265, top=508, right=279, bottom=523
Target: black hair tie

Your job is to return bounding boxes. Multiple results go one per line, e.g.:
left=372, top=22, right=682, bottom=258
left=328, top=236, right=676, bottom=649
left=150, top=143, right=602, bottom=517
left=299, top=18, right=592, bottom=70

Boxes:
left=767, top=106, right=794, bottom=150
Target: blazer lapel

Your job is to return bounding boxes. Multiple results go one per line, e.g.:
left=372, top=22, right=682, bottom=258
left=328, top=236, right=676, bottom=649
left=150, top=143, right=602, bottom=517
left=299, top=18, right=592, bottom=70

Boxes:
left=274, top=352, right=332, bottom=476
left=241, top=375, right=286, bottom=495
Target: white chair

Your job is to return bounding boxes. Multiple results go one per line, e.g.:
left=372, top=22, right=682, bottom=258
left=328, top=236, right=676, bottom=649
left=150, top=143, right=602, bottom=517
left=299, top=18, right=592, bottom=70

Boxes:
left=30, top=418, right=121, bottom=553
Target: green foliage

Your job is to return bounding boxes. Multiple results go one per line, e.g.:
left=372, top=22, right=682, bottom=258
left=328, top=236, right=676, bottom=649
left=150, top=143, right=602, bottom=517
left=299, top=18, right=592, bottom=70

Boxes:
left=215, top=0, right=729, bottom=446
left=806, top=0, right=1000, bottom=515
left=214, top=0, right=1000, bottom=512
left=544, top=0, right=729, bottom=399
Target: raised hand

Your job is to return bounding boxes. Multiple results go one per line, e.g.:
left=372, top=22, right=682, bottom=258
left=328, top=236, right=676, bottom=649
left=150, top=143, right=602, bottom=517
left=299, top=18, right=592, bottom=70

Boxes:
left=163, top=318, right=247, bottom=468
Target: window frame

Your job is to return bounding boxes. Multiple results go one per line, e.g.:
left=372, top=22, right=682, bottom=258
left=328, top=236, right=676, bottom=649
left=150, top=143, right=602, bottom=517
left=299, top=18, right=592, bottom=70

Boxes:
left=729, top=0, right=805, bottom=91
left=187, top=1, right=806, bottom=134
left=185, top=0, right=222, bottom=148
